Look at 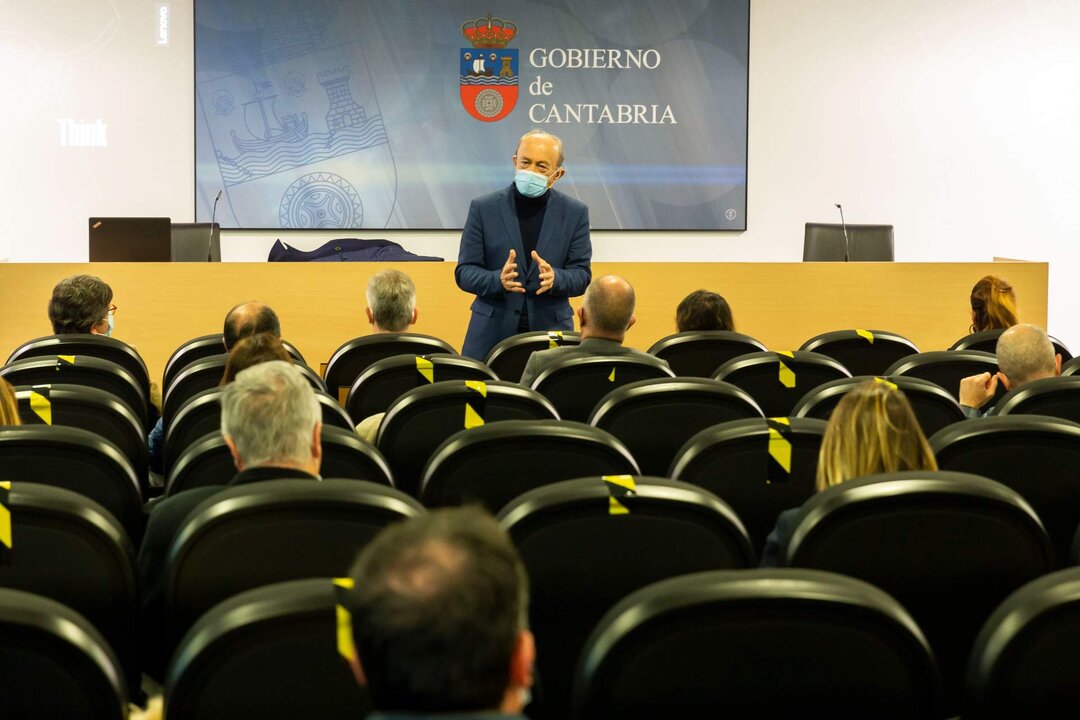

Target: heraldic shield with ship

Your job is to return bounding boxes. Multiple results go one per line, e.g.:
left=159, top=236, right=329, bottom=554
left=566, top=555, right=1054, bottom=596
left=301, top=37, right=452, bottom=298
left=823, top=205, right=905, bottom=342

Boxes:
left=198, top=40, right=397, bottom=229
left=459, top=14, right=519, bottom=122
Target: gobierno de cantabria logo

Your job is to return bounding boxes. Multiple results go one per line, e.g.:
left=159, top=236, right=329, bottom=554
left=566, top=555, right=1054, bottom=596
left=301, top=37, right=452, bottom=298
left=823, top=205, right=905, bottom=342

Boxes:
left=459, top=13, right=518, bottom=122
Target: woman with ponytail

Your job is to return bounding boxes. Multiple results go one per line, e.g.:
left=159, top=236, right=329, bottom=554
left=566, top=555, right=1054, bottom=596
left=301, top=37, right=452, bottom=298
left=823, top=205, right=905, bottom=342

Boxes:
left=970, top=275, right=1018, bottom=333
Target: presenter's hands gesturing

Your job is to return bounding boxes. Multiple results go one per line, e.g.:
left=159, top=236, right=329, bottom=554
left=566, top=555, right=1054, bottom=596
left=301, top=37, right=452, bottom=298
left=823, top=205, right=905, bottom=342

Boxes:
left=501, top=249, right=525, bottom=294
left=533, top=250, right=555, bottom=295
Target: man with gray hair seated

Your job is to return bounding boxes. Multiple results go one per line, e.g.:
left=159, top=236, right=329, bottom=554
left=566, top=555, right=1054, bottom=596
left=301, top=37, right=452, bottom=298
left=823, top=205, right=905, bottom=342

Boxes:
left=366, top=268, right=418, bottom=333
left=959, top=323, right=1062, bottom=417
left=518, top=275, right=669, bottom=388
left=138, top=360, right=323, bottom=678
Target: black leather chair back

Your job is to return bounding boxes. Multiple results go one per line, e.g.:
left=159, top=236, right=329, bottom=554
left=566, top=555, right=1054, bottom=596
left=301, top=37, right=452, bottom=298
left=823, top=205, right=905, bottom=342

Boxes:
left=885, top=350, right=999, bottom=402
left=800, top=329, right=919, bottom=376
left=712, top=350, right=851, bottom=417
left=951, top=329, right=1073, bottom=362
left=992, top=376, right=1080, bottom=424
left=163, top=334, right=305, bottom=391
left=647, top=330, right=767, bottom=377
left=485, top=330, right=582, bottom=383
left=345, top=353, right=496, bottom=423
left=323, top=334, right=456, bottom=404
left=7, top=333, right=150, bottom=406
left=532, top=355, right=675, bottom=423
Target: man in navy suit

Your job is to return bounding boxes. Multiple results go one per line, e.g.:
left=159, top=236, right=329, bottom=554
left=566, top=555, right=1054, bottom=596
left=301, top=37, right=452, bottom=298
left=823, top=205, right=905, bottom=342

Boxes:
left=456, top=130, right=592, bottom=360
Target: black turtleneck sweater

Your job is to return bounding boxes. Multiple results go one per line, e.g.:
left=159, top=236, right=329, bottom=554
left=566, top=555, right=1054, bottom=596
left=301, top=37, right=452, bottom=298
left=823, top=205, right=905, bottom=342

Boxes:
left=513, top=184, right=549, bottom=330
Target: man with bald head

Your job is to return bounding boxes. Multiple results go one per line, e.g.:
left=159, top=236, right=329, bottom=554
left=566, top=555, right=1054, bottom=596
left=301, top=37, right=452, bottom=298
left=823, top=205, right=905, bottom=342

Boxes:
left=223, top=300, right=281, bottom=350
left=519, top=275, right=668, bottom=388
left=959, top=323, right=1062, bottom=417
left=456, top=129, right=592, bottom=360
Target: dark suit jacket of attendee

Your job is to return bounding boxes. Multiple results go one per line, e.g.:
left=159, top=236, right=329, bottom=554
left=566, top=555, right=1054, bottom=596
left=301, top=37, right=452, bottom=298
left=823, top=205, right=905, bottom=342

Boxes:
left=519, top=337, right=671, bottom=389
left=456, top=185, right=592, bottom=360
left=759, top=507, right=800, bottom=568
left=138, top=464, right=319, bottom=678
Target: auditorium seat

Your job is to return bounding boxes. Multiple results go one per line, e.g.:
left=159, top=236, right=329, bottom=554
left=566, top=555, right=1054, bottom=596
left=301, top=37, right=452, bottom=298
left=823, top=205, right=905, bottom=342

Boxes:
left=0, top=588, right=128, bottom=719
left=712, top=350, right=851, bottom=418
left=165, top=578, right=371, bottom=720
left=950, top=329, right=1073, bottom=362
left=669, top=417, right=827, bottom=552
left=323, top=333, right=456, bottom=404
left=163, top=333, right=305, bottom=391
left=991, top=376, right=1080, bottom=424
left=791, top=375, right=966, bottom=437
left=0, top=426, right=142, bottom=540
left=377, top=380, right=558, bottom=498
left=162, top=479, right=423, bottom=665
left=0, top=355, right=149, bottom=431
left=345, top=353, right=497, bottom=423
left=530, top=355, right=675, bottom=422
left=799, top=329, right=919, bottom=377
left=966, top=568, right=1080, bottom=718
left=166, top=425, right=394, bottom=496
left=14, top=383, right=149, bottom=490
left=931, top=415, right=1080, bottom=564
left=485, top=330, right=582, bottom=383
left=574, top=569, right=939, bottom=718
left=646, top=330, right=767, bottom=377
left=588, top=377, right=763, bottom=476
left=784, top=471, right=1054, bottom=711
left=419, top=420, right=639, bottom=512
left=499, top=477, right=754, bottom=720
left=0, top=483, right=140, bottom=690
left=1058, top=356, right=1080, bottom=377
left=885, top=350, right=999, bottom=402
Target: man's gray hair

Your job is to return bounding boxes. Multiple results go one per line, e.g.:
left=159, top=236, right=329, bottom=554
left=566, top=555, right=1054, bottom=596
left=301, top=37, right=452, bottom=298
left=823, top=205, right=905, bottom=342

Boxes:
left=997, top=323, right=1057, bottom=386
left=366, top=269, right=416, bottom=332
left=583, top=275, right=635, bottom=334
left=517, top=128, right=565, bottom=168
left=221, top=360, right=320, bottom=467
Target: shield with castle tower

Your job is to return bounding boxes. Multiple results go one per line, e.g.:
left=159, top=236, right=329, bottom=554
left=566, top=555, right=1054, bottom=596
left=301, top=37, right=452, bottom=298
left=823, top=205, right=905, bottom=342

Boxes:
left=459, top=14, right=519, bottom=122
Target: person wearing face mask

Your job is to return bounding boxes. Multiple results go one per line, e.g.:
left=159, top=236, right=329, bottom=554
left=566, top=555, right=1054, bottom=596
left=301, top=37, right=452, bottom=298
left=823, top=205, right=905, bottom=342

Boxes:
left=456, top=129, right=592, bottom=360
left=47, top=274, right=117, bottom=337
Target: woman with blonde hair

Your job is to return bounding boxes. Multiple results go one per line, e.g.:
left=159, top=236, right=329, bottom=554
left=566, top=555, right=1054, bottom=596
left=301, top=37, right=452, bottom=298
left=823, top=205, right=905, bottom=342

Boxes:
left=0, top=378, right=20, bottom=425
left=969, top=275, right=1018, bottom=333
left=760, top=379, right=937, bottom=566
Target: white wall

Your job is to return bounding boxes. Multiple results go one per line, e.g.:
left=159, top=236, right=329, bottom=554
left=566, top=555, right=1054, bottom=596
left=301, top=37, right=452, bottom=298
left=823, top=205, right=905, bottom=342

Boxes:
left=8, top=0, right=1080, bottom=344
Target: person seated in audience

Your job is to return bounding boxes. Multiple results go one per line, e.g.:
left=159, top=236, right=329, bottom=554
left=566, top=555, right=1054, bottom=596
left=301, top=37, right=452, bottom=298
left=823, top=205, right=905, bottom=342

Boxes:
left=48, top=274, right=116, bottom=336
left=675, top=289, right=735, bottom=332
left=355, top=269, right=419, bottom=443
left=760, top=379, right=937, bottom=567
left=969, top=275, right=1018, bottom=333
left=345, top=507, right=534, bottom=719
left=0, top=378, right=20, bottom=425
left=219, top=331, right=293, bottom=385
left=138, top=361, right=322, bottom=678
left=959, top=323, right=1061, bottom=418
left=518, top=275, right=669, bottom=388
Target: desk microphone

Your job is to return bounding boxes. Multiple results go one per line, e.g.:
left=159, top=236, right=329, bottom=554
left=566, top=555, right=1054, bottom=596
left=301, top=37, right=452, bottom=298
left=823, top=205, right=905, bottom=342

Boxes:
left=207, top=190, right=222, bottom=262
left=835, top=203, right=850, bottom=262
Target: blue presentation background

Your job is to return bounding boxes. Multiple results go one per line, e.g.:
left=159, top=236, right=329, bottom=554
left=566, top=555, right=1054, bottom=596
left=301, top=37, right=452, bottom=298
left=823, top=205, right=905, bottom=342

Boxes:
left=195, top=0, right=749, bottom=230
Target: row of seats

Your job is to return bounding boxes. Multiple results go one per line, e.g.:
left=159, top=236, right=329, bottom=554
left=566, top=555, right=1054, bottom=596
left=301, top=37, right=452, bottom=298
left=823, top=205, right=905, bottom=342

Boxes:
left=1, top=472, right=1077, bottom=718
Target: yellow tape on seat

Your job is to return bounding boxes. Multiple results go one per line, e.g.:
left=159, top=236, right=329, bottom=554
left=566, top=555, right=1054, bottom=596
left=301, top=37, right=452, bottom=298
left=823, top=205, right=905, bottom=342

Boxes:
left=855, top=329, right=875, bottom=343
left=766, top=418, right=792, bottom=477
left=0, top=481, right=11, bottom=564
left=30, top=388, right=52, bottom=425
left=332, top=577, right=357, bottom=664
left=603, top=475, right=636, bottom=515
left=464, top=381, right=487, bottom=429
left=547, top=331, right=564, bottom=349
left=874, top=376, right=898, bottom=391
left=775, top=351, right=796, bottom=389
left=608, top=367, right=616, bottom=382
left=416, top=357, right=434, bottom=384
left=57, top=355, right=75, bottom=365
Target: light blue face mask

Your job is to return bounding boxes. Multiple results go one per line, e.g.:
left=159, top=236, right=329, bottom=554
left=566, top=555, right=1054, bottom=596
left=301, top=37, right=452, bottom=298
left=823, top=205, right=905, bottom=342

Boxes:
left=105, top=312, right=114, bottom=337
left=514, top=169, right=550, bottom=198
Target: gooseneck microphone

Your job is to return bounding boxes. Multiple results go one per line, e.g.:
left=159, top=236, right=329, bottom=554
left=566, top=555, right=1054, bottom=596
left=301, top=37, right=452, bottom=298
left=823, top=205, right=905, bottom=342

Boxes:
left=835, top=203, right=850, bottom=262
left=207, top=190, right=222, bottom=262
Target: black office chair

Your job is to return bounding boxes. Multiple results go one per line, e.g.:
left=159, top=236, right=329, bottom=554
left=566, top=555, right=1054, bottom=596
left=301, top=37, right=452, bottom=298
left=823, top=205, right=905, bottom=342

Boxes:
left=531, top=355, right=675, bottom=423
left=163, top=333, right=306, bottom=392
left=14, top=383, right=149, bottom=489
left=803, top=222, right=895, bottom=261
left=420, top=420, right=639, bottom=513
left=345, top=353, right=497, bottom=423
left=0, top=483, right=140, bottom=690
left=377, top=380, right=558, bottom=498
left=1060, top=356, right=1080, bottom=377
left=800, top=329, right=919, bottom=376
left=0, top=588, right=128, bottom=719
left=589, top=378, right=763, bottom=476
left=885, top=350, right=1000, bottom=402
left=669, top=417, right=827, bottom=552
left=712, top=350, right=851, bottom=417
left=784, top=471, right=1054, bottom=712
left=574, top=569, right=939, bottom=718
left=792, top=375, right=966, bottom=437
left=950, top=329, right=1073, bottom=362
left=0, top=355, right=149, bottom=430
left=931, top=415, right=1080, bottom=564
left=991, top=376, right=1080, bottom=424
left=162, top=479, right=424, bottom=661
left=500, top=477, right=754, bottom=719
left=646, top=330, right=767, bottom=378
left=323, top=334, right=457, bottom=404
left=165, top=578, right=371, bottom=720
left=7, top=333, right=150, bottom=407
left=485, top=330, right=583, bottom=383
left=166, top=426, right=395, bottom=496
left=0, top=426, right=142, bottom=540
left=966, top=568, right=1080, bottom=718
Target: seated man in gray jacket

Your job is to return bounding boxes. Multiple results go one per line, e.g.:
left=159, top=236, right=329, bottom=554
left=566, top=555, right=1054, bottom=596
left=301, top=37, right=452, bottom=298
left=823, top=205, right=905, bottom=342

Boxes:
left=519, top=275, right=669, bottom=388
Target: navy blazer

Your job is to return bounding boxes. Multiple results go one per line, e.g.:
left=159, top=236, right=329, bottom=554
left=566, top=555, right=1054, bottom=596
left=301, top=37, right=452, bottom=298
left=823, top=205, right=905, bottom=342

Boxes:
left=456, top=185, right=592, bottom=360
